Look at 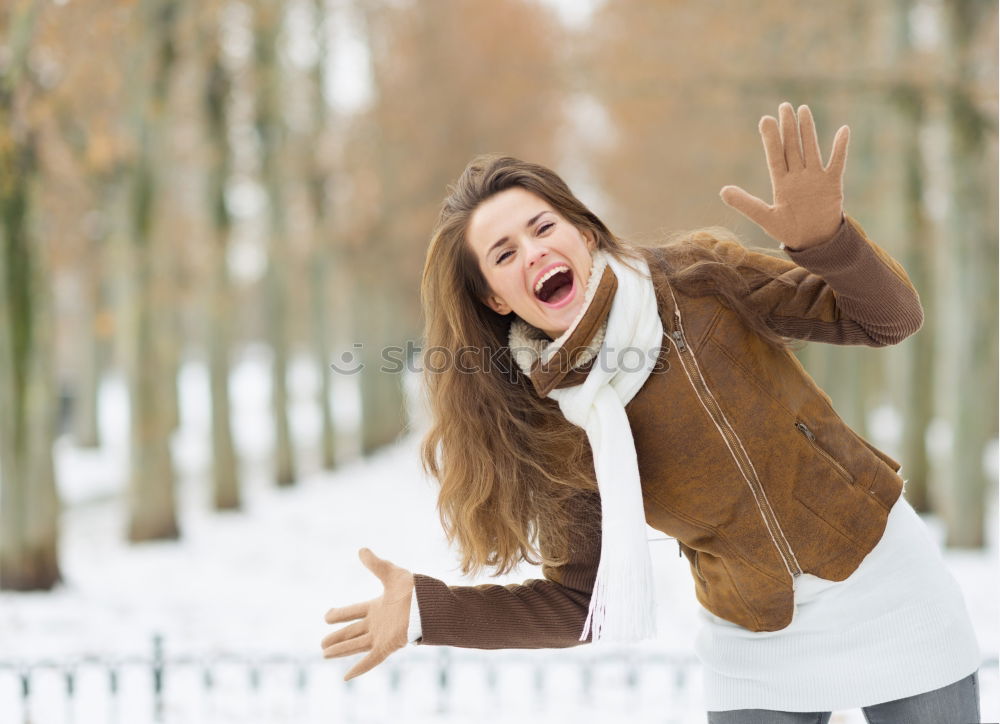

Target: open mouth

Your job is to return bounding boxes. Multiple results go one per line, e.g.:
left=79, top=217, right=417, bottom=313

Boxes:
left=534, top=265, right=575, bottom=307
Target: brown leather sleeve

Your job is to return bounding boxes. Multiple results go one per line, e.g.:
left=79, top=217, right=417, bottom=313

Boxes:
left=707, top=214, right=924, bottom=346
left=411, top=491, right=601, bottom=649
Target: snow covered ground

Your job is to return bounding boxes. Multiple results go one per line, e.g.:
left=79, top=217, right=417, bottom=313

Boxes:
left=0, top=349, right=996, bottom=723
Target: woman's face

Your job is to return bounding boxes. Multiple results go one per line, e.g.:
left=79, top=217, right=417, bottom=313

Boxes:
left=466, top=187, right=595, bottom=339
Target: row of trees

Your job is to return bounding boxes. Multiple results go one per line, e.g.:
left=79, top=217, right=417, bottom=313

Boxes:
left=0, top=0, right=995, bottom=591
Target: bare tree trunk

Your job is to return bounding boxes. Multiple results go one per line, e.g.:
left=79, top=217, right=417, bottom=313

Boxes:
left=882, top=0, right=935, bottom=511
left=207, top=242, right=240, bottom=509
left=0, top=0, right=62, bottom=588
left=149, top=11, right=183, bottom=440
left=942, top=0, right=998, bottom=547
left=160, top=257, right=183, bottom=436
left=202, top=19, right=241, bottom=510
left=124, top=159, right=180, bottom=541
left=73, top=236, right=105, bottom=448
left=0, top=145, right=63, bottom=590
left=254, top=0, right=296, bottom=486
left=23, top=248, right=63, bottom=589
left=308, top=0, right=338, bottom=471
left=312, top=239, right=338, bottom=469
left=351, top=2, right=410, bottom=456
left=894, top=97, right=936, bottom=510
left=124, top=0, right=182, bottom=542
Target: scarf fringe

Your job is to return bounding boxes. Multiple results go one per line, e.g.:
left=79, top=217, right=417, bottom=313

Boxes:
left=581, top=549, right=658, bottom=642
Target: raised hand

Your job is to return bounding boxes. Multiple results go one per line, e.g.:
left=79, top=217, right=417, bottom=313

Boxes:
left=321, top=548, right=414, bottom=681
left=720, top=102, right=849, bottom=250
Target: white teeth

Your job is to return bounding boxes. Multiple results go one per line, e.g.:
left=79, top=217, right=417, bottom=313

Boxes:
left=534, top=265, right=570, bottom=294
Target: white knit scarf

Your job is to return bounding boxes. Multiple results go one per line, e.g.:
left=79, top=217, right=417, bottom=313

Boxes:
left=508, top=249, right=662, bottom=643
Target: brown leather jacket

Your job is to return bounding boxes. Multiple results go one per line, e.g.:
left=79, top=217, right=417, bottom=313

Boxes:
left=413, top=214, right=923, bottom=647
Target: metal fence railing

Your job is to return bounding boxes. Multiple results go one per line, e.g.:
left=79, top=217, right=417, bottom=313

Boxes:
left=0, top=635, right=709, bottom=724
left=1, top=636, right=995, bottom=724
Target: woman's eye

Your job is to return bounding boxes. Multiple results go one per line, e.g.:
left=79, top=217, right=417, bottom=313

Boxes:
left=539, top=222, right=554, bottom=234
left=497, top=249, right=513, bottom=263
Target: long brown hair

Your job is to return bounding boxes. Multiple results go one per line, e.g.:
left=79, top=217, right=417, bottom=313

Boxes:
left=420, top=154, right=797, bottom=577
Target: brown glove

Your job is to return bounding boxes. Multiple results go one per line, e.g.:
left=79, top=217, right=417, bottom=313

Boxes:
left=720, top=102, right=849, bottom=251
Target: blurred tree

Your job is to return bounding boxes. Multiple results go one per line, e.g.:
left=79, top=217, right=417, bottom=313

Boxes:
left=253, top=0, right=297, bottom=486
left=199, top=0, right=241, bottom=510
left=941, top=0, right=998, bottom=547
left=890, top=0, right=937, bottom=513
left=123, top=0, right=183, bottom=541
left=0, top=0, right=62, bottom=590
left=305, top=0, right=339, bottom=470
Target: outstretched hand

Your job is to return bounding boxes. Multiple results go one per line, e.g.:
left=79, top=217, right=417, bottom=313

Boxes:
left=321, top=548, right=414, bottom=681
left=720, top=102, right=849, bottom=251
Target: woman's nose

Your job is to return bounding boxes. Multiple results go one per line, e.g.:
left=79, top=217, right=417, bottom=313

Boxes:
left=524, top=238, right=548, bottom=267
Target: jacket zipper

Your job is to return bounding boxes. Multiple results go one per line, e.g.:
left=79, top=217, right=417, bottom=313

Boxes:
left=795, top=422, right=853, bottom=484
left=678, top=541, right=707, bottom=583
left=693, top=550, right=707, bottom=583
left=663, top=287, right=803, bottom=583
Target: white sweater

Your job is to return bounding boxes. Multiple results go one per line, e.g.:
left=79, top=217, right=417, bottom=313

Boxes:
left=406, top=490, right=980, bottom=713
left=695, top=490, right=980, bottom=712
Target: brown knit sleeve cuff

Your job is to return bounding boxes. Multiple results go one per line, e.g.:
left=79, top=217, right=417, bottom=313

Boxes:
left=777, top=212, right=924, bottom=344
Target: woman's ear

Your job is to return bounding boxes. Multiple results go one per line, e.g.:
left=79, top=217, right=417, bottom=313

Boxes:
left=584, top=230, right=596, bottom=251
left=484, top=293, right=512, bottom=315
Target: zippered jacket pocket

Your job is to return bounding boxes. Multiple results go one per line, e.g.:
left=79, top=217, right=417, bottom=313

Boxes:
left=795, top=421, right=854, bottom=484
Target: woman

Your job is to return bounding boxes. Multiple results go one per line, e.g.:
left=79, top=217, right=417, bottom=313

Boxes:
left=321, top=103, right=982, bottom=723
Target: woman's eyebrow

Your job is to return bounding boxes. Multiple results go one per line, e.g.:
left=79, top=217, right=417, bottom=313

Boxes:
left=487, top=211, right=549, bottom=256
